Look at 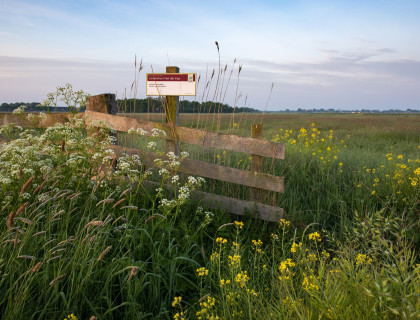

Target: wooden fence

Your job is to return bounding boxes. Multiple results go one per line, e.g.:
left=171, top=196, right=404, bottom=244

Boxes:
left=0, top=94, right=285, bottom=222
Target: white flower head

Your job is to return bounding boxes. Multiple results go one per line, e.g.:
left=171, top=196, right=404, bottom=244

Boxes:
left=136, top=128, right=148, bottom=135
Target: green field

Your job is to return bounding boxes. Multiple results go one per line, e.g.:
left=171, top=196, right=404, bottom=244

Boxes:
left=0, top=112, right=419, bottom=319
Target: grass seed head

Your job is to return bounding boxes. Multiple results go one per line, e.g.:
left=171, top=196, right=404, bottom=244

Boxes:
left=98, top=246, right=112, bottom=261
left=128, top=266, right=139, bottom=280
left=16, top=202, right=29, bottom=216
left=31, top=262, right=42, bottom=273
left=8, top=211, right=15, bottom=229
left=50, top=274, right=66, bottom=285
left=20, top=176, right=34, bottom=195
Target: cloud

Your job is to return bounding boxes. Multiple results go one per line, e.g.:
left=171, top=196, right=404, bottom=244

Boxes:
left=1, top=53, right=419, bottom=110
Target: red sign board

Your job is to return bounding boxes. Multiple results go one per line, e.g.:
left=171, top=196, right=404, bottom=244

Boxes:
left=146, top=73, right=196, bottom=96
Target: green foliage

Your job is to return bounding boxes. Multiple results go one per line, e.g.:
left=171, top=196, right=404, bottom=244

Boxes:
left=42, top=83, right=90, bottom=114
left=0, top=112, right=419, bottom=319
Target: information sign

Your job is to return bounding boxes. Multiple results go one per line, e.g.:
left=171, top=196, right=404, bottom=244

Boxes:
left=146, top=73, right=196, bottom=96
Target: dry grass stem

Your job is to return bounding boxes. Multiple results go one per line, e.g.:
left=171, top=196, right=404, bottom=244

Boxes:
left=33, top=180, right=47, bottom=194
left=31, top=262, right=42, bottom=273
left=50, top=274, right=66, bottom=285
left=112, top=198, right=126, bottom=208
left=8, top=211, right=15, bottom=229
left=120, top=187, right=132, bottom=197
left=98, top=246, right=112, bottom=261
left=128, top=266, right=139, bottom=280
left=15, top=217, right=33, bottom=225
left=96, top=198, right=114, bottom=206
left=18, top=255, right=36, bottom=260
left=20, top=176, right=34, bottom=195
left=15, top=202, right=29, bottom=216
left=86, top=220, right=103, bottom=227
left=120, top=206, right=138, bottom=210
left=92, top=176, right=105, bottom=193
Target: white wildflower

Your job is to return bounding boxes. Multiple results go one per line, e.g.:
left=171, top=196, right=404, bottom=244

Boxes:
left=188, top=176, right=198, bottom=185
left=136, top=128, right=148, bottom=135
left=147, top=142, right=157, bottom=150
left=159, top=168, right=168, bottom=176
left=151, top=128, right=166, bottom=137
left=13, top=106, right=26, bottom=114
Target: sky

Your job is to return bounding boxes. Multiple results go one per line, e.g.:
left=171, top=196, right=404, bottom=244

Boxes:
left=0, top=0, right=419, bottom=110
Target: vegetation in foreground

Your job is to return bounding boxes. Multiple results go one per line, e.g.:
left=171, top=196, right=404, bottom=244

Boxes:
left=0, top=110, right=419, bottom=319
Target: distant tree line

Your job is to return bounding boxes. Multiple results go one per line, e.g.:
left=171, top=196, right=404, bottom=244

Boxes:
left=0, top=102, right=74, bottom=112
left=116, top=98, right=260, bottom=113
left=1, top=99, right=259, bottom=114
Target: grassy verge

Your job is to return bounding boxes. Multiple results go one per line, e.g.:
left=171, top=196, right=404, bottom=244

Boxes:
left=0, top=112, right=419, bottom=319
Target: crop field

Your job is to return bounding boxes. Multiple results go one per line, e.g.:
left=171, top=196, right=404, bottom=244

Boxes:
left=0, top=111, right=419, bottom=319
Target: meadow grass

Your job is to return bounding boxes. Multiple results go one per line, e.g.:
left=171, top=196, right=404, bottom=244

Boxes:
left=0, top=111, right=419, bottom=319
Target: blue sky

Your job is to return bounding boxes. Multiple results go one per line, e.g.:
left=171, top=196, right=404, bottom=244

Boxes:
left=1, top=0, right=419, bottom=110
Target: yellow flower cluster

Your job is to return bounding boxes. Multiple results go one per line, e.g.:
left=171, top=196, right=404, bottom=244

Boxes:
left=308, top=232, right=322, bottom=242
left=235, top=271, right=249, bottom=288
left=64, top=314, right=77, bottom=320
left=220, top=279, right=231, bottom=287
left=291, top=242, right=302, bottom=253
left=228, top=254, right=241, bottom=266
left=356, top=254, right=372, bottom=265
left=210, top=252, right=219, bottom=262
left=234, top=221, right=244, bottom=229
left=173, top=312, right=184, bottom=320
left=363, top=153, right=419, bottom=204
left=196, top=267, right=209, bottom=277
left=279, top=219, right=290, bottom=228
left=278, top=259, right=295, bottom=280
left=196, top=296, right=219, bottom=320
left=215, top=237, right=227, bottom=245
left=251, top=239, right=263, bottom=253
left=308, top=254, right=317, bottom=262
left=271, top=123, right=345, bottom=167
left=172, top=296, right=182, bottom=307
left=302, top=275, right=319, bottom=291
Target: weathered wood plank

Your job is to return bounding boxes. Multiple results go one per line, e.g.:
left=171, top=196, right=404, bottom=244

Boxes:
left=250, top=124, right=266, bottom=202
left=85, top=110, right=285, bottom=159
left=112, top=145, right=284, bottom=193
left=141, top=180, right=283, bottom=222
left=0, top=112, right=72, bottom=128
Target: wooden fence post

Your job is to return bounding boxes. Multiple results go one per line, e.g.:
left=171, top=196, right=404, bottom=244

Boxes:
left=165, top=66, right=180, bottom=154
left=86, top=93, right=118, bottom=144
left=86, top=93, right=117, bottom=115
left=250, top=124, right=266, bottom=203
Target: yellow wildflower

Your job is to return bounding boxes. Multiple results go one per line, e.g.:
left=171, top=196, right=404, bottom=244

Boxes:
left=196, top=267, right=209, bottom=277
left=308, top=232, right=321, bottom=242
left=302, top=275, right=319, bottom=291
left=235, top=271, right=249, bottom=288
left=356, top=254, right=372, bottom=265
left=172, top=296, right=182, bottom=307
left=220, top=279, right=231, bottom=287
left=234, top=221, right=244, bottom=229
left=291, top=242, right=302, bottom=253
left=279, top=219, right=290, bottom=228
left=228, top=254, right=241, bottom=266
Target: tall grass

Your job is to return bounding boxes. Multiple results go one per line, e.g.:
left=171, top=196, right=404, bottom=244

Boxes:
left=1, top=110, right=419, bottom=319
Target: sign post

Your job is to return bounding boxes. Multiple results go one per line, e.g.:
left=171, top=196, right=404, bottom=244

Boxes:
left=165, top=66, right=179, bottom=153
left=146, top=67, right=196, bottom=154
